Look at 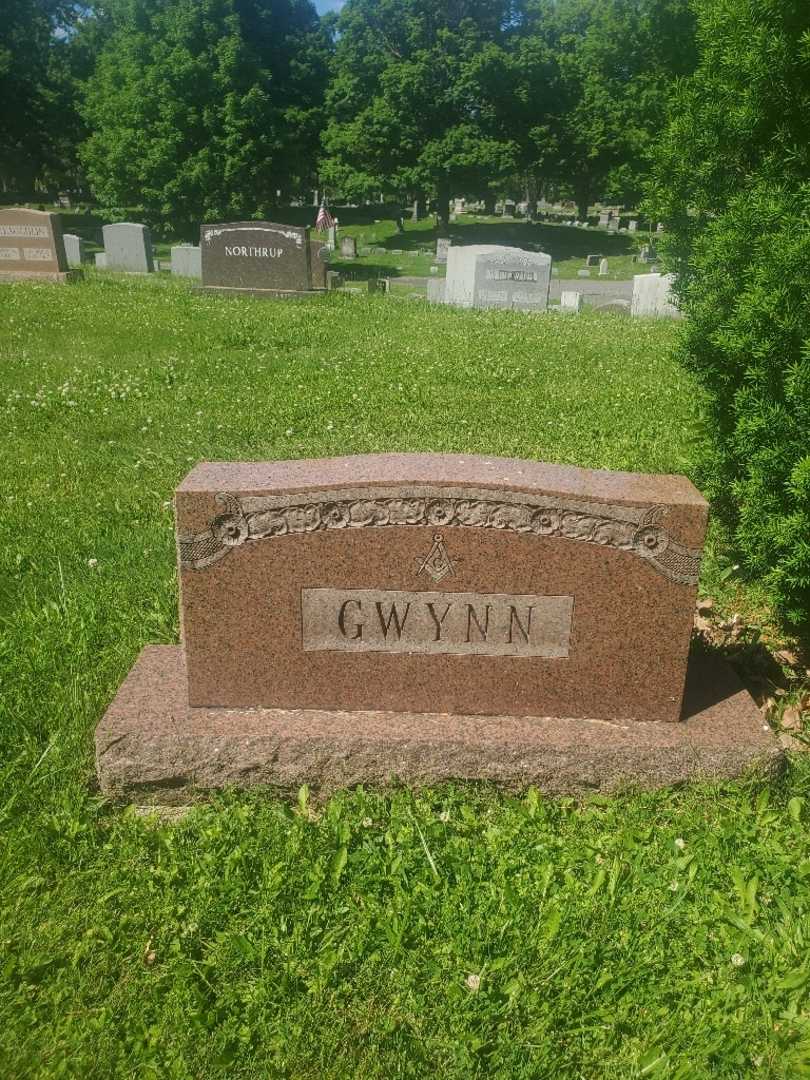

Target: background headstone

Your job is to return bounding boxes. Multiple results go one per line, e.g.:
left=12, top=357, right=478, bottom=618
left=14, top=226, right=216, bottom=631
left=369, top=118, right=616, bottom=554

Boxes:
left=631, top=272, right=679, bottom=318
left=0, top=207, right=72, bottom=282
left=94, top=252, right=107, bottom=269
left=628, top=220, right=638, bottom=232
left=427, top=278, right=446, bottom=304
left=102, top=222, right=154, bottom=273
left=63, top=233, right=86, bottom=268
left=560, top=290, right=583, bottom=313
left=339, top=235, right=357, bottom=259
left=586, top=254, right=602, bottom=267
left=200, top=221, right=320, bottom=294
left=170, top=244, right=201, bottom=278
left=436, top=237, right=451, bottom=264
left=598, top=258, right=609, bottom=276
left=444, top=245, right=551, bottom=311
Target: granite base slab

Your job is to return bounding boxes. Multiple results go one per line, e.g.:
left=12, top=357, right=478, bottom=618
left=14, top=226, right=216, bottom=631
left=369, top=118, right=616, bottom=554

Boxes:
left=95, top=646, right=781, bottom=804
left=0, top=270, right=81, bottom=284
left=193, top=286, right=326, bottom=300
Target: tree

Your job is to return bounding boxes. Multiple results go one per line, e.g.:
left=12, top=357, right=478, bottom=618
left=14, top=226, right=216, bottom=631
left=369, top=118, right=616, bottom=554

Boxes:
left=522, top=0, right=697, bottom=218
left=648, top=0, right=810, bottom=628
left=0, top=0, right=85, bottom=191
left=320, top=0, right=519, bottom=228
left=80, top=0, right=330, bottom=235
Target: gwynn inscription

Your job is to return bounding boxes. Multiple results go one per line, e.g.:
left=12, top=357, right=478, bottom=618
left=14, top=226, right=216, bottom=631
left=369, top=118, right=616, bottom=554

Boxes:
left=301, top=588, right=573, bottom=658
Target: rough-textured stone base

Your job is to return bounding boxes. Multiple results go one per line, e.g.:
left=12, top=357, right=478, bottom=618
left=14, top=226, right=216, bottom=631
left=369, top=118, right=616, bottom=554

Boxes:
left=193, top=286, right=326, bottom=300
left=0, top=270, right=81, bottom=284
left=95, top=646, right=781, bottom=804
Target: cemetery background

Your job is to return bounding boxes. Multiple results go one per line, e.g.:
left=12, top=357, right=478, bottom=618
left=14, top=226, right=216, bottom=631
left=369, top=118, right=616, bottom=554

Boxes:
left=2, top=274, right=810, bottom=1077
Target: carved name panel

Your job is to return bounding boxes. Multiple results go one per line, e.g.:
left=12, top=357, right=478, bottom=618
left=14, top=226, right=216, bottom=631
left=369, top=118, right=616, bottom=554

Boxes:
left=301, top=588, right=574, bottom=657
left=175, top=454, right=708, bottom=721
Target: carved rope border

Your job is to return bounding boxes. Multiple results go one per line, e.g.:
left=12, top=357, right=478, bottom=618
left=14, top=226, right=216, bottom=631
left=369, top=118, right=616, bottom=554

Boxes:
left=177, top=487, right=702, bottom=585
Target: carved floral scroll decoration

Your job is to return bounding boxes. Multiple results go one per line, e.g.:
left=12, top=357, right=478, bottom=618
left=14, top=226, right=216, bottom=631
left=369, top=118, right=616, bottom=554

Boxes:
left=178, top=490, right=702, bottom=585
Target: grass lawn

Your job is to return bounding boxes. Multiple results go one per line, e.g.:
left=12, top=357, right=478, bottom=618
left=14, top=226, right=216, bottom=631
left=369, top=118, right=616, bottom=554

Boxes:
left=2, top=274, right=809, bottom=1078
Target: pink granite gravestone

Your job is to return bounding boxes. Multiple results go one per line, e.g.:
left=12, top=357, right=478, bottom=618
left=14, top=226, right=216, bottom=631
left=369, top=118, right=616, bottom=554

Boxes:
left=0, top=207, right=77, bottom=283
left=96, top=454, right=779, bottom=802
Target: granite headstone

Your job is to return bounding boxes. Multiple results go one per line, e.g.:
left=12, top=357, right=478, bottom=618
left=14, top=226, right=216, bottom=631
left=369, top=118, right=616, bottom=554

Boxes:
left=96, top=453, right=778, bottom=801
left=631, top=272, right=679, bottom=318
left=0, top=208, right=73, bottom=283
left=199, top=221, right=323, bottom=296
left=444, top=245, right=551, bottom=311
left=63, top=233, right=86, bottom=268
left=170, top=245, right=202, bottom=278
left=102, top=223, right=154, bottom=273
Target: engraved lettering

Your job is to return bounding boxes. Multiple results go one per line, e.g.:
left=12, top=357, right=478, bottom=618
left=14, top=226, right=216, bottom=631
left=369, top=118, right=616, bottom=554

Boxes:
left=0, top=247, right=20, bottom=260
left=465, top=603, right=491, bottom=642
left=338, top=598, right=363, bottom=639
left=375, top=601, right=411, bottom=639
left=426, top=601, right=452, bottom=641
left=0, top=224, right=48, bottom=238
left=303, top=589, right=573, bottom=658
left=508, top=605, right=533, bottom=644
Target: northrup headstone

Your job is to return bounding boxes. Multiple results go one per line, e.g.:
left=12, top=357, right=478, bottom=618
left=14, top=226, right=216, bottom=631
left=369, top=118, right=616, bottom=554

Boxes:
left=0, top=208, right=74, bottom=283
left=200, top=221, right=323, bottom=297
left=96, top=453, right=778, bottom=801
left=102, top=223, right=154, bottom=273
left=444, top=245, right=551, bottom=311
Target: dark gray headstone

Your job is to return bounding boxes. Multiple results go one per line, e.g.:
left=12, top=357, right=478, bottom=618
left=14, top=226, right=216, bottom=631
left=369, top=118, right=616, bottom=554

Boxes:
left=200, top=221, right=317, bottom=293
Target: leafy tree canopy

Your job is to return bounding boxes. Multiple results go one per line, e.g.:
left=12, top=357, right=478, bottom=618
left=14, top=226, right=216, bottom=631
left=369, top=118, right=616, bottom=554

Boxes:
left=648, top=0, right=810, bottom=628
left=80, top=0, right=330, bottom=234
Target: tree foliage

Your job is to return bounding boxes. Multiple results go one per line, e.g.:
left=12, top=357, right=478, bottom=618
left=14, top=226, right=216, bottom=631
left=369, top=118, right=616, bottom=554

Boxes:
left=321, top=0, right=522, bottom=225
left=649, top=0, right=810, bottom=628
left=80, top=0, right=330, bottom=233
left=0, top=0, right=86, bottom=190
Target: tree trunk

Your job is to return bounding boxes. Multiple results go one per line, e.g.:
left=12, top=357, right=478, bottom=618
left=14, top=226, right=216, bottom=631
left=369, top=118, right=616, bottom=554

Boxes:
left=526, top=174, right=539, bottom=221
left=574, top=176, right=591, bottom=222
left=436, top=174, right=451, bottom=234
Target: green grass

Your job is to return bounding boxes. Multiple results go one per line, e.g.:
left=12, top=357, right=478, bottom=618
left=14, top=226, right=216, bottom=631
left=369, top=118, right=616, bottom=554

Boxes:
left=2, top=274, right=809, bottom=1078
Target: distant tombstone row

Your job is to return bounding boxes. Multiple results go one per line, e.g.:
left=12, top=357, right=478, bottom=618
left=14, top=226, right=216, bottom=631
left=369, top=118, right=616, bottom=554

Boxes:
left=430, top=245, right=551, bottom=313
left=0, top=208, right=76, bottom=284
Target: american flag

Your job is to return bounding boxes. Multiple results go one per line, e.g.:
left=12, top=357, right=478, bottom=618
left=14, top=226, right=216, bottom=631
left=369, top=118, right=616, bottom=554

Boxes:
left=315, top=202, right=335, bottom=231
